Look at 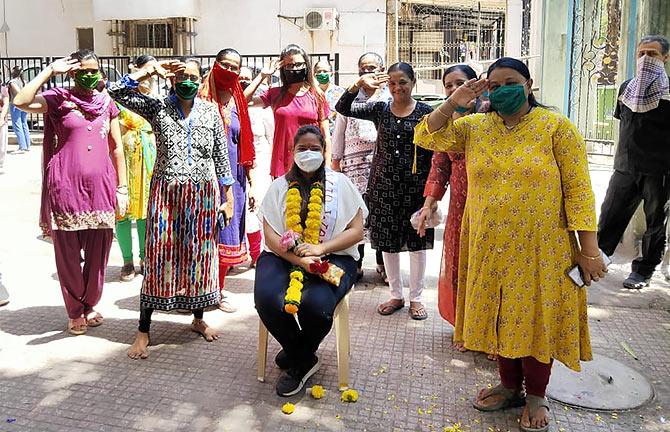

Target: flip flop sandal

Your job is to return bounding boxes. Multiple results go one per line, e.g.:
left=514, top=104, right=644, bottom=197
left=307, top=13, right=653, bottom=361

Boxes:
left=86, top=312, right=104, bottom=327
left=473, top=384, right=525, bottom=412
left=67, top=317, right=88, bottom=336
left=519, top=395, right=551, bottom=432
left=409, top=304, right=428, bottom=320
left=377, top=299, right=404, bottom=315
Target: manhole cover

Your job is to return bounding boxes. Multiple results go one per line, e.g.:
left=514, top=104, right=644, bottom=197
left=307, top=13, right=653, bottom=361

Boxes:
left=546, top=353, right=653, bottom=411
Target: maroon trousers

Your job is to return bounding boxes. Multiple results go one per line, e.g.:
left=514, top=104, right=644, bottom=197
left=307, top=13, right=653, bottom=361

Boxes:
left=52, top=229, right=113, bottom=319
left=498, top=356, right=554, bottom=397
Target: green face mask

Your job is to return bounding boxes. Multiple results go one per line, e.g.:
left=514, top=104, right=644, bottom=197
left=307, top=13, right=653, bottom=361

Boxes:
left=74, top=71, right=102, bottom=90
left=315, top=72, right=330, bottom=85
left=489, top=83, right=528, bottom=115
left=174, top=80, right=199, bottom=100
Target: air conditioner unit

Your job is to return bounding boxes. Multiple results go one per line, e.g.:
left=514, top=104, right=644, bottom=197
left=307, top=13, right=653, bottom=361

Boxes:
left=304, top=8, right=338, bottom=31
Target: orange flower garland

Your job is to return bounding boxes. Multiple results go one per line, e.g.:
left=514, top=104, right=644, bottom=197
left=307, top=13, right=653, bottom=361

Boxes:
left=283, top=181, right=324, bottom=327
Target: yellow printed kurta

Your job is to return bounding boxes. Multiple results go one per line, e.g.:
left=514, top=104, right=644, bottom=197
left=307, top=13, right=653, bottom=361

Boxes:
left=117, top=104, right=156, bottom=220
left=414, top=108, right=597, bottom=371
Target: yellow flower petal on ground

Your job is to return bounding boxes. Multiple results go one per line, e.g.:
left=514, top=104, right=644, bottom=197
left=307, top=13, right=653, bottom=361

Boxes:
left=341, top=389, right=359, bottom=402
left=310, top=385, right=325, bottom=399
left=281, top=403, right=295, bottom=414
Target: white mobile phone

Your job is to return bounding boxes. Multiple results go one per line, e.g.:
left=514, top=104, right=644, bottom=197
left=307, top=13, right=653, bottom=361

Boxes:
left=568, top=250, right=611, bottom=287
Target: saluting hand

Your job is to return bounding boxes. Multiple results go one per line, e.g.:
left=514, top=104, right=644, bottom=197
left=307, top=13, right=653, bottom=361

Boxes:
left=49, top=57, right=81, bottom=75
left=357, top=72, right=389, bottom=91
left=449, top=78, right=488, bottom=108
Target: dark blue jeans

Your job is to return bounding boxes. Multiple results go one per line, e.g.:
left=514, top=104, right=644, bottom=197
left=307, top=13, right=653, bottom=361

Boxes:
left=254, top=251, right=356, bottom=363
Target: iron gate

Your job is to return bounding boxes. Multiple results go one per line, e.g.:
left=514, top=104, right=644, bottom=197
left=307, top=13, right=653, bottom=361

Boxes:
left=566, top=0, right=622, bottom=156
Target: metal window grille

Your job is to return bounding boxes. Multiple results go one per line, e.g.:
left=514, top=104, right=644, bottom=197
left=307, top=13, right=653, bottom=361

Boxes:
left=395, top=0, right=508, bottom=80
left=128, top=21, right=173, bottom=49
left=566, top=0, right=622, bottom=156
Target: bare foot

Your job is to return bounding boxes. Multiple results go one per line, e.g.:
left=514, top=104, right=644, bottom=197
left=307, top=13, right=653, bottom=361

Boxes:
left=520, top=402, right=549, bottom=430
left=127, top=331, right=149, bottom=359
left=191, top=319, right=219, bottom=342
left=453, top=341, right=468, bottom=352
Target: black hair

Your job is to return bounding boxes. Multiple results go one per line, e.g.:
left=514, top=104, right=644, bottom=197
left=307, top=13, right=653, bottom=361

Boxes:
left=216, top=48, right=242, bottom=64
left=275, top=44, right=325, bottom=113
left=358, top=52, right=385, bottom=68
left=70, top=49, right=99, bottom=64
left=314, top=59, right=332, bottom=72
left=179, top=56, right=201, bottom=69
left=387, top=62, right=415, bottom=82
left=133, top=55, right=156, bottom=68
left=640, top=35, right=670, bottom=55
left=279, top=44, right=316, bottom=88
left=11, top=65, right=22, bottom=78
left=486, top=57, right=550, bottom=110
left=285, top=125, right=326, bottom=221
left=442, top=64, right=477, bottom=83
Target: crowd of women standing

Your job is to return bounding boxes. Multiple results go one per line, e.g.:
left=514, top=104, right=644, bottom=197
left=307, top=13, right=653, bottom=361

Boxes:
left=14, top=42, right=610, bottom=432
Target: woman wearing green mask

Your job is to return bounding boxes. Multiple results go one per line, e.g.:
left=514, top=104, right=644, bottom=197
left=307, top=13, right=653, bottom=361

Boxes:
left=314, top=60, right=344, bottom=139
left=414, top=57, right=607, bottom=432
left=13, top=50, right=128, bottom=336
left=108, top=57, right=235, bottom=360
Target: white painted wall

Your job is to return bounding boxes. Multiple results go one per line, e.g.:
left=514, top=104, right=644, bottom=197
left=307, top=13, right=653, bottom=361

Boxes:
left=196, top=0, right=386, bottom=86
left=1, top=0, right=112, bottom=57
left=0, top=0, right=386, bottom=87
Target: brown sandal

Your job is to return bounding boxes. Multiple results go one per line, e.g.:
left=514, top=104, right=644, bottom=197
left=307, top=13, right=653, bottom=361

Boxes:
left=86, top=311, right=104, bottom=327
left=67, top=317, right=88, bottom=335
left=409, top=302, right=428, bottom=320
left=377, top=298, right=404, bottom=315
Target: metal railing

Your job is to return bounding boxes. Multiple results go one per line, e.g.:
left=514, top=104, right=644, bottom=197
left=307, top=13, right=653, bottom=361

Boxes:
left=0, top=53, right=339, bottom=132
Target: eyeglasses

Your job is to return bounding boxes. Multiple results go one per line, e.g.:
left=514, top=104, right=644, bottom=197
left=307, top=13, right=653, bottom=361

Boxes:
left=284, top=62, right=306, bottom=71
left=175, top=73, right=200, bottom=82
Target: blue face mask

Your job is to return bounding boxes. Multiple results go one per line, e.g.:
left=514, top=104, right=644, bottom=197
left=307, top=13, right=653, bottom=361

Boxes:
left=489, top=82, right=528, bottom=115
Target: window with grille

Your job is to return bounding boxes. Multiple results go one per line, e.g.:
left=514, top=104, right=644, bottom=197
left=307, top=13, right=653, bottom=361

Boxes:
left=128, top=21, right=173, bottom=49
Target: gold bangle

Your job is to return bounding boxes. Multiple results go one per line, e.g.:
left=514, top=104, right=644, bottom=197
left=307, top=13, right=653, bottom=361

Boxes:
left=446, top=97, right=458, bottom=110
left=579, top=251, right=600, bottom=260
left=434, top=107, right=450, bottom=119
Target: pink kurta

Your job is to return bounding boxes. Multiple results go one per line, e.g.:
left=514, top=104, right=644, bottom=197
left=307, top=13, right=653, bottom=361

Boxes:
left=42, top=88, right=119, bottom=230
left=260, top=87, right=328, bottom=177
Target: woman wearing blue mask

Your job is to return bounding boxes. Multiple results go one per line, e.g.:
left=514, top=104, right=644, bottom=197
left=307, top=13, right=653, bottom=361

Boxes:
left=254, top=125, right=367, bottom=396
left=108, top=57, right=235, bottom=360
left=414, top=57, right=607, bottom=432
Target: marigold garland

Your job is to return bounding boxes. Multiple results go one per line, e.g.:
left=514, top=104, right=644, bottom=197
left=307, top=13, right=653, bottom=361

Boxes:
left=341, top=389, right=359, bottom=403
left=283, top=181, right=324, bottom=324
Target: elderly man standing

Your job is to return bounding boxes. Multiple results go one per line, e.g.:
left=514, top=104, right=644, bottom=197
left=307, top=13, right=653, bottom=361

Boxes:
left=598, top=35, right=670, bottom=289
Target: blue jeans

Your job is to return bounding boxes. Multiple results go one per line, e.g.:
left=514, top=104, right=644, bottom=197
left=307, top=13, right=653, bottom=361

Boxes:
left=10, top=104, right=30, bottom=150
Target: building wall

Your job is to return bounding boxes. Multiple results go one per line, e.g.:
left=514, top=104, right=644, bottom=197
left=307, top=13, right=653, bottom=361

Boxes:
left=0, top=0, right=386, bottom=86
left=539, top=0, right=570, bottom=113
left=196, top=0, right=386, bottom=85
left=0, top=0, right=112, bottom=57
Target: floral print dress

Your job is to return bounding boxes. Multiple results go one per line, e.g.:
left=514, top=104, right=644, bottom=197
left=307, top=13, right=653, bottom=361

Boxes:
left=414, top=108, right=597, bottom=371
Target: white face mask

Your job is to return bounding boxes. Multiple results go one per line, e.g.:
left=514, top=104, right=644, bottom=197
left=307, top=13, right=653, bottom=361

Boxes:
left=294, top=150, right=324, bottom=173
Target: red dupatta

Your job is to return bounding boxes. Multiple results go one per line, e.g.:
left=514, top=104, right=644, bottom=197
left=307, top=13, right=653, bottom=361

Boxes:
left=199, top=62, right=255, bottom=167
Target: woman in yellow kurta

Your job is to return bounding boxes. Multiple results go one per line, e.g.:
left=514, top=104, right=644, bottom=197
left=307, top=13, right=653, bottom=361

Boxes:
left=414, top=58, right=607, bottom=432
left=115, top=55, right=157, bottom=281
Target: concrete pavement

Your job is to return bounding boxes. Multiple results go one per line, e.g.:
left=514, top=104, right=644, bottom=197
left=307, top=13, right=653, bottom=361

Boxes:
left=0, top=145, right=669, bottom=432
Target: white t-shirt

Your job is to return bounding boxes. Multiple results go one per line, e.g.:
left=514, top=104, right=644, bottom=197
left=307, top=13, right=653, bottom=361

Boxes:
left=258, top=169, right=368, bottom=260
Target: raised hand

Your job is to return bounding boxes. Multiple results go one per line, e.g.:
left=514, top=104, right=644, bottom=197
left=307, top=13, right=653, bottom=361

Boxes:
left=49, top=57, right=81, bottom=75
left=155, top=60, right=185, bottom=78
left=261, top=59, right=283, bottom=78
left=357, top=72, right=389, bottom=90
left=449, top=78, right=488, bottom=108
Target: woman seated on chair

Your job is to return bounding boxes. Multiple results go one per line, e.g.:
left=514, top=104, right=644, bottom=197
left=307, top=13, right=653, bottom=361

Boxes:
left=255, top=125, right=367, bottom=396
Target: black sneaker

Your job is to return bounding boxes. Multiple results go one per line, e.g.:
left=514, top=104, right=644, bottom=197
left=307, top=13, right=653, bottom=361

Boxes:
left=275, top=350, right=291, bottom=370
left=623, top=272, right=651, bottom=290
left=276, top=355, right=320, bottom=397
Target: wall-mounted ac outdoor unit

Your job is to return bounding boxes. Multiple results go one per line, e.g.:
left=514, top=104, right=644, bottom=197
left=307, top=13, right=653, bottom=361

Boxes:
left=303, top=8, right=338, bottom=31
